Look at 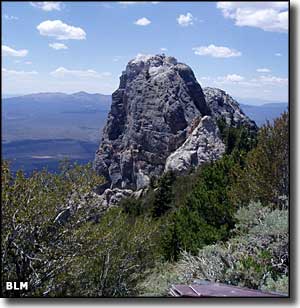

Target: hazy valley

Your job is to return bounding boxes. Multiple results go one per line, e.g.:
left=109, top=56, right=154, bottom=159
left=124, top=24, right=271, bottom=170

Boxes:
left=2, top=92, right=110, bottom=173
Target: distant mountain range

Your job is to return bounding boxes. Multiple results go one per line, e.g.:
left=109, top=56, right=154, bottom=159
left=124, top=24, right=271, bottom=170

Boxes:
left=240, top=103, right=288, bottom=127
left=2, top=92, right=111, bottom=143
left=236, top=96, right=288, bottom=106
left=3, top=91, right=111, bottom=109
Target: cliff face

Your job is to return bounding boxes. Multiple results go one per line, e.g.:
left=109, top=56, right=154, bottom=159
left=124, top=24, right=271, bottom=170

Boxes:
left=94, top=54, right=256, bottom=191
left=94, top=54, right=210, bottom=190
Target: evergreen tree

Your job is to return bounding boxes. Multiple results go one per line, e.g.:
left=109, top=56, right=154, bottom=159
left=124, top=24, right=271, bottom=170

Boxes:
left=161, top=156, right=238, bottom=259
left=151, top=171, right=176, bottom=218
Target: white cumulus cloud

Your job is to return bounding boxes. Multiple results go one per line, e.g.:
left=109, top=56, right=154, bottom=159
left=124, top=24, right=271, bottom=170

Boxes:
left=275, top=53, right=282, bottom=56
left=2, top=45, right=28, bottom=57
left=37, top=20, right=86, bottom=40
left=50, top=67, right=112, bottom=79
left=193, top=44, right=241, bottom=58
left=134, top=17, right=151, bottom=26
left=217, top=2, right=288, bottom=33
left=224, top=74, right=244, bottom=82
left=211, top=74, right=245, bottom=85
left=49, top=42, right=68, bottom=50
left=30, top=2, right=62, bottom=11
left=256, top=68, right=271, bottom=73
left=2, top=68, right=38, bottom=77
left=177, top=12, right=194, bottom=26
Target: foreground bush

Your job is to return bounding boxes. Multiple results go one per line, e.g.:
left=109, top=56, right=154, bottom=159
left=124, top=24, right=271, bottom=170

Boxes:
left=52, top=208, right=160, bottom=297
left=137, top=262, right=184, bottom=297
left=140, top=202, right=288, bottom=295
left=2, top=161, right=103, bottom=296
left=2, top=161, right=160, bottom=297
left=179, top=202, right=288, bottom=292
left=161, top=155, right=238, bottom=260
left=231, top=112, right=289, bottom=208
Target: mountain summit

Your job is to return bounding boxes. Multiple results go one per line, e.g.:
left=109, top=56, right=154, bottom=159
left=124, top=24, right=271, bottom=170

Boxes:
left=94, top=54, right=256, bottom=193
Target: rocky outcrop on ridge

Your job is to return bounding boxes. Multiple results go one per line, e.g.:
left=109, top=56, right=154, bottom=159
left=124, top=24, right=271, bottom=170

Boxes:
left=203, top=87, right=257, bottom=130
left=94, top=54, right=211, bottom=191
left=165, top=116, right=225, bottom=173
left=94, top=54, right=256, bottom=195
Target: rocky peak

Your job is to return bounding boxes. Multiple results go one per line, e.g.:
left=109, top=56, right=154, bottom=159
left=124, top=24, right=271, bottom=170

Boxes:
left=94, top=54, right=211, bottom=190
left=94, top=55, right=256, bottom=193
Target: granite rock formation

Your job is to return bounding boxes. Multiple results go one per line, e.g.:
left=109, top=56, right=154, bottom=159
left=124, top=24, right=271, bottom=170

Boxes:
left=94, top=54, right=210, bottom=190
left=203, top=87, right=257, bottom=130
left=94, top=54, right=256, bottom=193
left=165, top=116, right=225, bottom=173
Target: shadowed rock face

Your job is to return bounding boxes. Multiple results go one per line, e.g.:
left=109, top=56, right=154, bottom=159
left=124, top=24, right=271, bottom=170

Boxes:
left=94, top=54, right=256, bottom=191
left=94, top=54, right=210, bottom=190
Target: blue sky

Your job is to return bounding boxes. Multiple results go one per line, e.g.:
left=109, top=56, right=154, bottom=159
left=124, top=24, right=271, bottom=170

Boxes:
left=2, top=1, right=288, bottom=102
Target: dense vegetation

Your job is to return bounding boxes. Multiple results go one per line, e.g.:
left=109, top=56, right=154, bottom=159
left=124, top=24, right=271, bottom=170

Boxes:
left=231, top=112, right=289, bottom=208
left=140, top=201, right=288, bottom=296
left=1, top=112, right=289, bottom=297
left=2, top=162, right=160, bottom=296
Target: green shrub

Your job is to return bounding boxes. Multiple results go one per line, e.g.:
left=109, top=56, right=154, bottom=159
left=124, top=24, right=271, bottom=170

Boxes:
left=217, top=117, right=257, bottom=154
left=120, top=197, right=143, bottom=217
left=261, top=275, right=289, bottom=294
left=231, top=112, right=289, bottom=208
left=54, top=208, right=161, bottom=297
left=137, top=261, right=184, bottom=296
left=151, top=171, right=176, bottom=218
left=177, top=202, right=288, bottom=291
left=2, top=160, right=104, bottom=297
left=1, top=161, right=160, bottom=297
left=161, top=155, right=238, bottom=260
